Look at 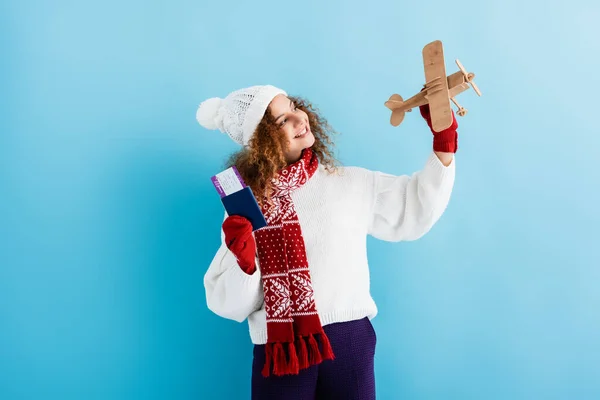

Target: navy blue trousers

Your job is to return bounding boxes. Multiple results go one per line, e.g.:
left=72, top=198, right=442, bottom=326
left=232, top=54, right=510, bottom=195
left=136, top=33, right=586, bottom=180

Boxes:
left=251, top=317, right=377, bottom=400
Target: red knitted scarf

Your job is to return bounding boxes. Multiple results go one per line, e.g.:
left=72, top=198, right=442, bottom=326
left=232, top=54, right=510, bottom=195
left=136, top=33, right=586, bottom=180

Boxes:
left=254, top=148, right=334, bottom=377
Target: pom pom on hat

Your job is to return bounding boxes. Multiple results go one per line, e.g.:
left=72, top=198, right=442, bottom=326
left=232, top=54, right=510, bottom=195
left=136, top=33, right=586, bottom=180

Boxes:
left=196, top=97, right=224, bottom=131
left=196, top=85, right=287, bottom=146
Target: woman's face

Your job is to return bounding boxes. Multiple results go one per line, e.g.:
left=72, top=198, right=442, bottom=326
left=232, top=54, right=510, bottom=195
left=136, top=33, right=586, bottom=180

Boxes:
left=268, top=94, right=315, bottom=164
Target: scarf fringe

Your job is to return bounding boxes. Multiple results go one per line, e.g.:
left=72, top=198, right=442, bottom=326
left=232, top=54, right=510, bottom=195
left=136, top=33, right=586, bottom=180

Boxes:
left=296, top=335, right=309, bottom=369
left=307, top=334, right=322, bottom=364
left=272, top=342, right=286, bottom=376
left=287, top=341, right=300, bottom=375
left=261, top=342, right=272, bottom=377
left=261, top=331, right=335, bottom=377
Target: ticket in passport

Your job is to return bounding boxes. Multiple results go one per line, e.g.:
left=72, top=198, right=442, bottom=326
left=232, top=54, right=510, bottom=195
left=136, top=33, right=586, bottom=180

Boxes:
left=211, top=166, right=267, bottom=231
left=211, top=166, right=246, bottom=198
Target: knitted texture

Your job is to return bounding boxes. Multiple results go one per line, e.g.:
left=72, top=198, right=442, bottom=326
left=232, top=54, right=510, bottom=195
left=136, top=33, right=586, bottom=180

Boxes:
left=254, top=148, right=334, bottom=377
left=196, top=85, right=286, bottom=146
left=205, top=151, right=456, bottom=344
left=251, top=317, right=376, bottom=399
left=418, top=94, right=459, bottom=153
left=222, top=215, right=256, bottom=274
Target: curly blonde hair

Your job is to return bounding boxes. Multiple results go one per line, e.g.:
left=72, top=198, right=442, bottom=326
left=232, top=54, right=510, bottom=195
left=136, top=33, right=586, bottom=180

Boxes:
left=224, top=96, right=340, bottom=206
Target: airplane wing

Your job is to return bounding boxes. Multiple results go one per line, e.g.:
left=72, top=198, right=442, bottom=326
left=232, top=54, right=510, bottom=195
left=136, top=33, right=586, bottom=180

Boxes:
left=422, top=41, right=453, bottom=132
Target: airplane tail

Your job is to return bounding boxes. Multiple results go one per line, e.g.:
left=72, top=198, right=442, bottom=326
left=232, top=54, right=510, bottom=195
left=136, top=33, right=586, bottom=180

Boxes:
left=384, top=94, right=405, bottom=127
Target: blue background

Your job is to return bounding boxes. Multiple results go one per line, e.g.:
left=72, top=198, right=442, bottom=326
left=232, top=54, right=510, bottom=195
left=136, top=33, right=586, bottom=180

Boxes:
left=2, top=0, right=599, bottom=399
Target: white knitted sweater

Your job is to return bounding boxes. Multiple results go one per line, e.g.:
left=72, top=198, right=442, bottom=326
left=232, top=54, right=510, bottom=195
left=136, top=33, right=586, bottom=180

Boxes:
left=204, top=152, right=455, bottom=344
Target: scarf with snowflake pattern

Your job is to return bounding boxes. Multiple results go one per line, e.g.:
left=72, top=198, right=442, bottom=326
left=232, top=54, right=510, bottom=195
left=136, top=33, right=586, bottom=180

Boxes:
left=254, top=147, right=334, bottom=377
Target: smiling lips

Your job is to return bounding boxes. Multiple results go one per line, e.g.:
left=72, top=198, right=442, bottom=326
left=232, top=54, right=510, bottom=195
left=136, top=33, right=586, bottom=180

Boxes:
left=295, top=126, right=309, bottom=139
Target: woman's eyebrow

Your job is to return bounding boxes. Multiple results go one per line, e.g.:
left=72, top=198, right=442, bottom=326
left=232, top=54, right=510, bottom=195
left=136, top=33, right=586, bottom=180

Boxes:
left=274, top=100, right=293, bottom=123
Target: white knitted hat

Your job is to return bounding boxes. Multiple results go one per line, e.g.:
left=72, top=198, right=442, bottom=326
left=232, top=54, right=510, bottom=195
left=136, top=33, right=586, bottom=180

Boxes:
left=196, top=85, right=287, bottom=146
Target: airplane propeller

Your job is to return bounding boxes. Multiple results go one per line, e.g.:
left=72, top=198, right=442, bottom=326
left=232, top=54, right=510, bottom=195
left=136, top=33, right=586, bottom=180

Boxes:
left=455, top=59, right=481, bottom=96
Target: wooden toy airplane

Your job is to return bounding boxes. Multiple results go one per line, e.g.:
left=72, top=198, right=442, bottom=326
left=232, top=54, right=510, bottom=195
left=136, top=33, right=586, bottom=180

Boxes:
left=384, top=40, right=481, bottom=132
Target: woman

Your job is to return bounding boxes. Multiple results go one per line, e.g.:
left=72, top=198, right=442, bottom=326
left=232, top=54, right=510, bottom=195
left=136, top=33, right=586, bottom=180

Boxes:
left=197, top=84, right=457, bottom=399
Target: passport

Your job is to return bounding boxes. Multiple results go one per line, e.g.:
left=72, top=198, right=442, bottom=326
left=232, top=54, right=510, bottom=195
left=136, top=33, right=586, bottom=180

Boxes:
left=211, top=166, right=267, bottom=231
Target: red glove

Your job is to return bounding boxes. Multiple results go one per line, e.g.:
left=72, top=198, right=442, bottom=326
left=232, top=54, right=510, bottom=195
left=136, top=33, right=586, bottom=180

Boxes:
left=419, top=95, right=458, bottom=153
left=222, top=215, right=256, bottom=275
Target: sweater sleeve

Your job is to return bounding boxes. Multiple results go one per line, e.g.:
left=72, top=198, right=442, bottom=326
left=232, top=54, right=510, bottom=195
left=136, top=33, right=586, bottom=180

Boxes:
left=367, top=152, right=455, bottom=242
left=203, top=216, right=263, bottom=323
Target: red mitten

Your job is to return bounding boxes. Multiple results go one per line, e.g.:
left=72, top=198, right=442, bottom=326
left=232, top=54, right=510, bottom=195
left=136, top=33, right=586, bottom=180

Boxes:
left=419, top=98, right=458, bottom=153
left=222, top=215, right=256, bottom=275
